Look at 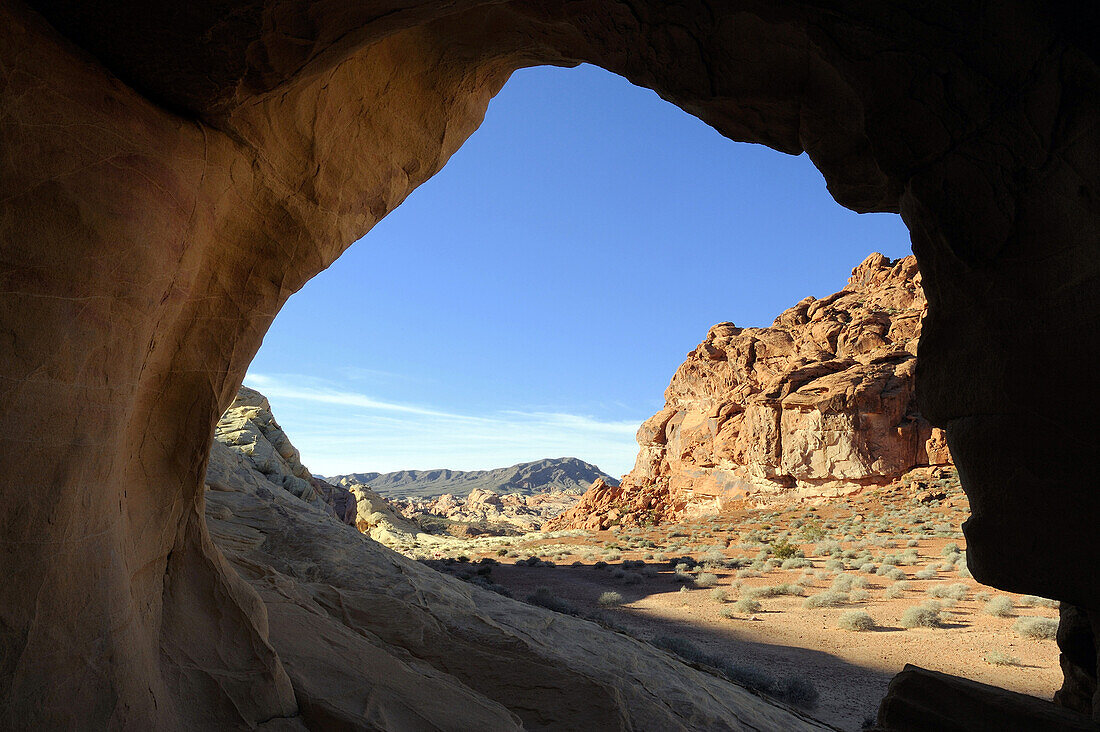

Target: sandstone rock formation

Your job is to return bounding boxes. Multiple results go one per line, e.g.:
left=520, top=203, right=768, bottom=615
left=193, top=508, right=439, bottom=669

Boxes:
left=204, top=390, right=831, bottom=729
left=393, top=487, right=580, bottom=535
left=2, top=0, right=1096, bottom=727
left=328, top=457, right=616, bottom=499
left=210, top=387, right=357, bottom=524
left=550, top=254, right=952, bottom=531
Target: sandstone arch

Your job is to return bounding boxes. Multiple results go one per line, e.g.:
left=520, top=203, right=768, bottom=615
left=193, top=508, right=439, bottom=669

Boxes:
left=1, top=0, right=1097, bottom=727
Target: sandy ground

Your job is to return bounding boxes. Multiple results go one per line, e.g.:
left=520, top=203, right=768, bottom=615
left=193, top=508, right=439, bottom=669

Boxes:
left=433, top=476, right=1062, bottom=731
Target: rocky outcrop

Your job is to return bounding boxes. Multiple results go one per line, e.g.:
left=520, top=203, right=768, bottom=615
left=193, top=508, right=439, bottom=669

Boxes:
left=328, top=457, right=616, bottom=499
left=393, top=487, right=579, bottom=534
left=203, top=391, right=831, bottom=729
left=873, top=665, right=1096, bottom=732
left=2, top=0, right=1097, bottom=727
left=209, top=387, right=356, bottom=525
left=550, top=254, right=951, bottom=531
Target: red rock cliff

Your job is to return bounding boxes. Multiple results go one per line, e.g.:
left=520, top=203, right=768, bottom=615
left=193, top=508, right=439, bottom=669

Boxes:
left=549, top=253, right=952, bottom=531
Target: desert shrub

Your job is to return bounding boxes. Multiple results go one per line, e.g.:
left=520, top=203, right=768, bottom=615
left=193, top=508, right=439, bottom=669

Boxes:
left=733, top=598, right=762, bottom=613
left=942, top=542, right=960, bottom=556
left=526, top=587, right=578, bottom=616
left=695, top=572, right=719, bottom=588
left=597, top=591, right=624, bottom=607
left=744, top=584, right=805, bottom=599
left=797, top=575, right=817, bottom=587
left=719, top=606, right=739, bottom=619
left=621, top=571, right=642, bottom=585
left=907, top=539, right=920, bottom=547
left=838, top=610, right=875, bottom=631
left=651, top=635, right=817, bottom=708
left=915, top=569, right=936, bottom=580
left=859, top=562, right=877, bottom=574
left=770, top=676, right=819, bottom=708
left=770, top=538, right=802, bottom=560
left=880, top=581, right=906, bottom=598
left=1020, top=595, right=1059, bottom=609
left=803, top=591, right=848, bottom=609
left=736, top=569, right=763, bottom=579
left=825, top=559, right=846, bottom=571
left=765, top=558, right=783, bottom=570
left=593, top=561, right=608, bottom=570
left=831, top=575, right=856, bottom=592
left=927, top=583, right=969, bottom=601
left=901, top=604, right=942, bottom=628
left=799, top=523, right=826, bottom=542
left=875, top=564, right=894, bottom=577
left=983, top=596, right=1014, bottom=617
left=710, top=588, right=728, bottom=603
left=641, top=566, right=659, bottom=578
left=1014, top=617, right=1059, bottom=640
left=984, top=650, right=1022, bottom=666
left=886, top=568, right=907, bottom=581
left=611, top=568, right=626, bottom=579
left=781, top=557, right=812, bottom=570
left=469, top=576, right=512, bottom=597
left=850, top=588, right=870, bottom=603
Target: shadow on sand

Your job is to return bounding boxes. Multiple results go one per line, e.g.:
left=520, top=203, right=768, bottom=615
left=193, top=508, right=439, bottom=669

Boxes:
left=424, top=558, right=901, bottom=730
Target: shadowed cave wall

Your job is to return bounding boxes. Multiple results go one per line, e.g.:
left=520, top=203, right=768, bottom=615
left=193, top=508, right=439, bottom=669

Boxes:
left=0, top=0, right=1097, bottom=727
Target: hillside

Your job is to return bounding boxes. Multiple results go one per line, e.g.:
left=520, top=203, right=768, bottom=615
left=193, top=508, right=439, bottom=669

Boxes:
left=326, top=457, right=618, bottom=499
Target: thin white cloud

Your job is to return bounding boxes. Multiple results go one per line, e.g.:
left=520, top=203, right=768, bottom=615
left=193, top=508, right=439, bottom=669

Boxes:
left=245, top=373, right=485, bottom=422
left=241, top=372, right=644, bottom=477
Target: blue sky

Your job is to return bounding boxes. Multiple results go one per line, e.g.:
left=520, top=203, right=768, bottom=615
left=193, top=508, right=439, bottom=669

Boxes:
left=245, top=64, right=912, bottom=479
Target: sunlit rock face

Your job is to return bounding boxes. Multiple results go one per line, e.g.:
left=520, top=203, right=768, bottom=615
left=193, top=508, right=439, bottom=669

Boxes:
left=1, top=0, right=1097, bottom=727
left=642, top=254, right=944, bottom=501
left=549, top=253, right=953, bottom=531
left=208, top=386, right=357, bottom=524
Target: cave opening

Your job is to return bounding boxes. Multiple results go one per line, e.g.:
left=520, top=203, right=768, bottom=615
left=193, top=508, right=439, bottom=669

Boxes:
left=3, top=2, right=1095, bottom=728
left=220, top=64, right=1059, bottom=729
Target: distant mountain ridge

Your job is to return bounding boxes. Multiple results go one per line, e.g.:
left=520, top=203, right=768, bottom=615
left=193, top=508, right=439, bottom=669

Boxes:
left=325, top=457, right=619, bottom=499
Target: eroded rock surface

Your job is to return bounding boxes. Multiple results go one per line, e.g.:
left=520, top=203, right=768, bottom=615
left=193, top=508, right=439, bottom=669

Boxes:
left=209, top=386, right=356, bottom=525
left=550, top=254, right=951, bottom=531
left=204, top=393, right=833, bottom=730
left=393, top=487, right=580, bottom=534
left=2, top=0, right=1097, bottom=727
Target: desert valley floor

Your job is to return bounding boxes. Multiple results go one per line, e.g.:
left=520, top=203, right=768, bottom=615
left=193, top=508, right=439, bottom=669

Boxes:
left=420, top=470, right=1061, bottom=730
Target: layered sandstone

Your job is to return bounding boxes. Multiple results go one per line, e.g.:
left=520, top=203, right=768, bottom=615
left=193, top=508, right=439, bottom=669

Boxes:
left=210, top=387, right=357, bottom=524
left=203, top=390, right=831, bottom=729
left=550, top=254, right=951, bottom=531
left=393, top=487, right=580, bottom=534
left=2, top=0, right=1097, bottom=728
